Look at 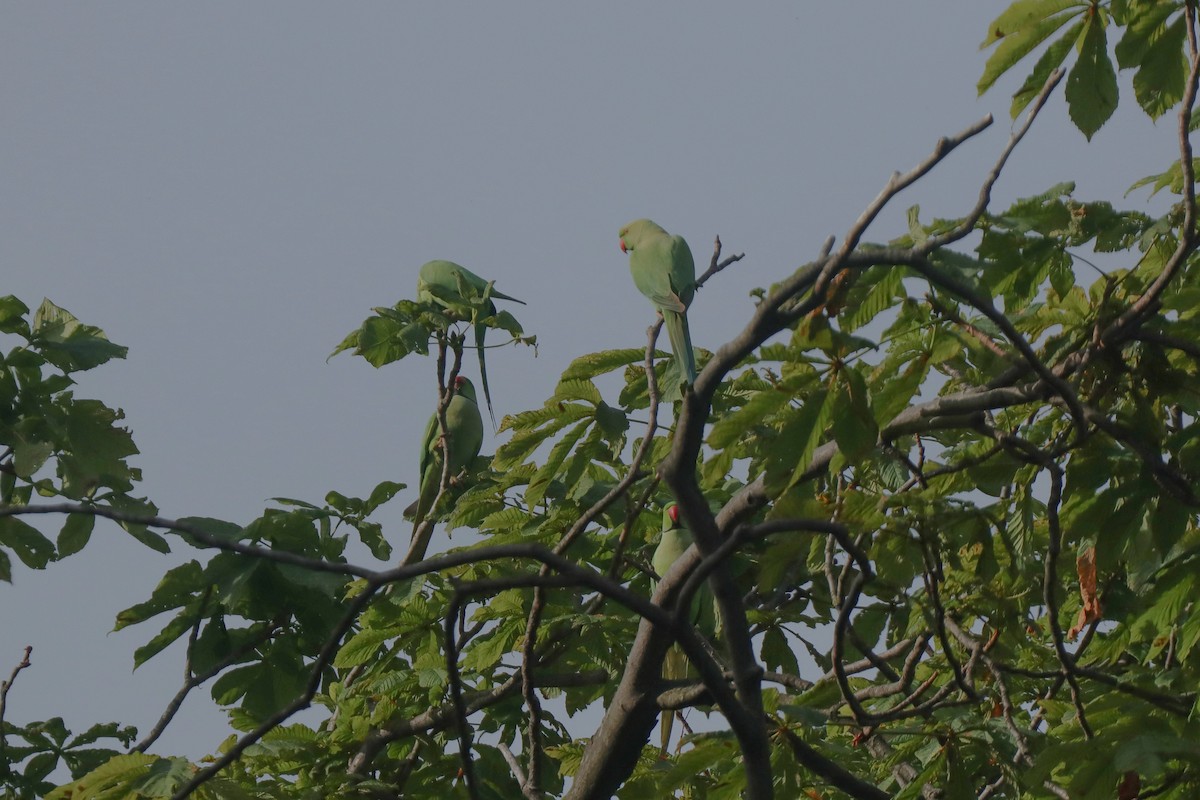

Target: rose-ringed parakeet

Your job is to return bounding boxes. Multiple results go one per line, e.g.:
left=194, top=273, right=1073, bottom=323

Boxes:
left=417, top=260, right=524, bottom=428
left=618, top=219, right=697, bottom=385
left=653, top=503, right=720, bottom=752
left=403, top=375, right=484, bottom=562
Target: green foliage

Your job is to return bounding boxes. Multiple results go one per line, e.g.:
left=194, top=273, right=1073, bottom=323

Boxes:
left=7, top=4, right=1200, bottom=799
left=980, top=0, right=1193, bottom=137
left=1, top=717, right=137, bottom=800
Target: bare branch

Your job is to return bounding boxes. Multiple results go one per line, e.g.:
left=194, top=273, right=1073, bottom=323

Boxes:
left=0, top=646, right=32, bottom=764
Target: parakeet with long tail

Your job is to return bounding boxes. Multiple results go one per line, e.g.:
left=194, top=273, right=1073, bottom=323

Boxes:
left=619, top=219, right=697, bottom=385
left=403, top=375, right=484, bottom=562
left=652, top=503, right=719, bottom=752
left=417, top=260, right=524, bottom=427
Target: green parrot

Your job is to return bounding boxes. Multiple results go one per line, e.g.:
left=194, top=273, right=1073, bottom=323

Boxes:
left=652, top=503, right=719, bottom=752
left=618, top=219, right=697, bottom=385
left=417, top=260, right=524, bottom=428
left=403, top=375, right=484, bottom=562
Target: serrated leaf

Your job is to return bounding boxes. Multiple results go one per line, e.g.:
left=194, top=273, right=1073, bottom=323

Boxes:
left=708, top=387, right=793, bottom=450
left=841, top=266, right=903, bottom=333
left=115, top=560, right=206, bottom=630
left=526, top=419, right=591, bottom=508
left=1131, top=16, right=1188, bottom=119
left=1113, top=1, right=1180, bottom=68
left=559, top=348, right=653, bottom=382
left=979, top=5, right=1081, bottom=94
left=770, top=388, right=834, bottom=494
left=980, top=0, right=1083, bottom=48
left=1066, top=11, right=1119, bottom=139
left=1013, top=19, right=1084, bottom=117
left=830, top=365, right=878, bottom=464
left=133, top=611, right=197, bottom=668
left=462, top=620, right=520, bottom=673
left=554, top=378, right=602, bottom=406
left=31, top=299, right=128, bottom=372
left=334, top=626, right=394, bottom=669
left=494, top=403, right=591, bottom=470
left=44, top=753, right=157, bottom=800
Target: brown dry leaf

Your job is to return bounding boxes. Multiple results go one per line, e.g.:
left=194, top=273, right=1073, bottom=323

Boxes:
left=1068, top=546, right=1102, bottom=639
left=1117, top=770, right=1140, bottom=799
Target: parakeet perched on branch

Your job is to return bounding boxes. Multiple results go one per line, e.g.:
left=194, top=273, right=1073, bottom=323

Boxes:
left=417, top=260, right=524, bottom=427
left=403, top=375, right=484, bottom=562
left=652, top=503, right=719, bottom=752
left=619, top=219, right=697, bottom=385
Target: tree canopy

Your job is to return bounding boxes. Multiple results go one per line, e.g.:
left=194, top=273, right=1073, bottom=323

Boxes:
left=4, top=2, right=1200, bottom=798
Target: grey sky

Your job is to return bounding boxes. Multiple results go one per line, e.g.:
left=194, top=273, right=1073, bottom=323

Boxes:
left=0, top=3, right=1173, bottom=760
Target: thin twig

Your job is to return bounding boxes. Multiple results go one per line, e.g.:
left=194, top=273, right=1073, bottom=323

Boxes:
left=0, top=646, right=32, bottom=763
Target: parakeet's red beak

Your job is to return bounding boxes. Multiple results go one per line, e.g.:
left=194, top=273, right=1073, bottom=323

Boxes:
left=668, top=504, right=680, bottom=524
left=619, top=239, right=627, bottom=254
left=454, top=376, right=466, bottom=388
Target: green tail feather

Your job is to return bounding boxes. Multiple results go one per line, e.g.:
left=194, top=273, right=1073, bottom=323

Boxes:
left=663, top=310, right=697, bottom=384
left=660, top=644, right=688, bottom=753
left=473, top=320, right=497, bottom=430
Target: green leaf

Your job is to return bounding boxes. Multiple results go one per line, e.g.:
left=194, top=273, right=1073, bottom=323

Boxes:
left=1065, top=11, right=1119, bottom=139
left=0, top=516, right=55, bottom=569
left=980, top=0, right=1083, bottom=48
left=334, top=626, right=394, bottom=669
left=554, top=378, right=603, bottom=406
left=978, top=4, right=1082, bottom=95
left=830, top=365, right=877, bottom=464
left=559, top=348, right=652, bottom=382
left=30, top=299, right=128, bottom=372
left=708, top=386, right=794, bottom=450
left=0, top=295, right=31, bottom=335
left=56, top=513, right=95, bottom=558
left=115, top=560, right=206, bottom=629
left=133, top=756, right=195, bottom=796
left=462, top=619, right=521, bottom=673
left=841, top=266, right=904, bottom=333
left=759, top=627, right=800, bottom=674
left=133, top=611, right=198, bottom=668
left=44, top=753, right=156, bottom=800
left=1131, top=16, right=1188, bottom=119
left=1150, top=494, right=1189, bottom=557
left=1012, top=19, right=1084, bottom=117
left=365, top=480, right=405, bottom=513
left=769, top=388, right=834, bottom=494
left=59, top=398, right=139, bottom=495
left=11, top=434, right=53, bottom=479
left=526, top=419, right=591, bottom=508
left=1113, top=2, right=1180, bottom=68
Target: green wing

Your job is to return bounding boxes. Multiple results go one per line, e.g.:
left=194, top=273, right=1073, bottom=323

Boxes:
left=405, top=378, right=485, bottom=563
